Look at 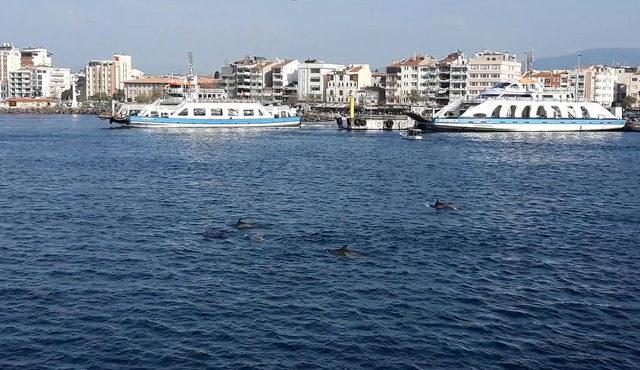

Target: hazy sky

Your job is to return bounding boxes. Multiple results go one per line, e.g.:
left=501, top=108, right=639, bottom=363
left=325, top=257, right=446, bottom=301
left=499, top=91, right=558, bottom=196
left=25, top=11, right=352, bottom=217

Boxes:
left=2, top=0, right=638, bottom=74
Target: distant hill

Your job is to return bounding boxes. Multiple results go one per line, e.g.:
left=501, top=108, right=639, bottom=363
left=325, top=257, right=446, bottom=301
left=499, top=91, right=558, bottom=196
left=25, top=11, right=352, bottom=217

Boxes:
left=535, top=48, right=640, bottom=70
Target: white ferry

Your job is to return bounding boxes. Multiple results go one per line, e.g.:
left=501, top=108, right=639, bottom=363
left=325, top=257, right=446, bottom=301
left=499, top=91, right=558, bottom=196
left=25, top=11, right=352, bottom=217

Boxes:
left=430, top=80, right=625, bottom=132
left=113, top=77, right=300, bottom=129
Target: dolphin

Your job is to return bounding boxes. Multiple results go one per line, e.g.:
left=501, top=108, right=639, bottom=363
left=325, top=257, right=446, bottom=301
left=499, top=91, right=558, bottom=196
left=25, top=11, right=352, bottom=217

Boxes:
left=203, top=227, right=230, bottom=239
left=326, top=245, right=362, bottom=257
left=234, top=218, right=255, bottom=229
left=433, top=200, right=460, bottom=210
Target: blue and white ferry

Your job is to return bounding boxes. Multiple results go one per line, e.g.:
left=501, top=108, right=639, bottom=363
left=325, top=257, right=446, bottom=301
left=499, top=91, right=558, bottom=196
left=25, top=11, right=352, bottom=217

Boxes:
left=113, top=79, right=300, bottom=129
left=430, top=81, right=625, bottom=132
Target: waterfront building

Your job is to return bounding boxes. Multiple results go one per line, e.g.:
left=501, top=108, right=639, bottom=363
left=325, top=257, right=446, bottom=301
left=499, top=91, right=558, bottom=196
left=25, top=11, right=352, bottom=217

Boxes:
left=271, top=59, right=300, bottom=103
left=467, top=51, right=522, bottom=97
left=383, top=51, right=468, bottom=107
left=219, top=56, right=279, bottom=99
left=326, top=64, right=372, bottom=103
left=614, top=66, right=640, bottom=107
left=564, top=65, right=616, bottom=107
left=84, top=54, right=133, bottom=99
left=531, top=71, right=562, bottom=88
left=20, top=47, right=52, bottom=68
left=0, top=43, right=21, bottom=99
left=435, top=51, right=469, bottom=107
left=297, top=59, right=345, bottom=102
left=33, top=67, right=71, bottom=99
left=6, top=97, right=56, bottom=108
left=8, top=69, right=34, bottom=97
left=8, top=66, right=71, bottom=99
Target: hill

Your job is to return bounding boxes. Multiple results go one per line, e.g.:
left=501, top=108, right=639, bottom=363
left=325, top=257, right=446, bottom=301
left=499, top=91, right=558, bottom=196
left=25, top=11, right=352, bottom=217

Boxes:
left=535, top=48, right=640, bottom=70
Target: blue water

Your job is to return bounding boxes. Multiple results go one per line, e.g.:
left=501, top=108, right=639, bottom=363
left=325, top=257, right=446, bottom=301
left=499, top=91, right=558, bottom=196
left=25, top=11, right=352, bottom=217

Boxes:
left=1, top=115, right=639, bottom=369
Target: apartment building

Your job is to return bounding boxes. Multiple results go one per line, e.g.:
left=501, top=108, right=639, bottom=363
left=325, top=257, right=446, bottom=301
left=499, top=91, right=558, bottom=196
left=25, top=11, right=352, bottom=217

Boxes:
left=297, top=59, right=345, bottom=101
left=435, top=51, right=468, bottom=107
left=20, top=47, right=52, bottom=68
left=8, top=69, right=34, bottom=97
left=468, top=51, right=522, bottom=97
left=271, top=59, right=300, bottom=103
left=84, top=54, right=133, bottom=99
left=326, top=64, right=372, bottom=103
left=219, top=56, right=281, bottom=99
left=0, top=43, right=21, bottom=99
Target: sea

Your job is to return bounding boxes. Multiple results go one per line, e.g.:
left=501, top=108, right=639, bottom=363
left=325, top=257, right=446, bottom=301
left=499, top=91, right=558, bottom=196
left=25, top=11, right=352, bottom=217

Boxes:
left=1, top=115, right=639, bottom=369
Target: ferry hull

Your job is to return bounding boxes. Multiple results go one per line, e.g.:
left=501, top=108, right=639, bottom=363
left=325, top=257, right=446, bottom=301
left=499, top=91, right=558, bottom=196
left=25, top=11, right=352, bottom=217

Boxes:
left=430, top=118, right=626, bottom=132
left=122, top=116, right=302, bottom=128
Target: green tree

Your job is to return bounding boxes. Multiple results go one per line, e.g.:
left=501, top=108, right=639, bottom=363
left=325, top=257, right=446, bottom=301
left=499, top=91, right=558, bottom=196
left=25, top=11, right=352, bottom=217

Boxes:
left=89, top=92, right=112, bottom=102
left=135, top=89, right=163, bottom=103
left=408, top=90, right=424, bottom=104
left=112, top=89, right=125, bottom=102
left=622, top=95, right=637, bottom=110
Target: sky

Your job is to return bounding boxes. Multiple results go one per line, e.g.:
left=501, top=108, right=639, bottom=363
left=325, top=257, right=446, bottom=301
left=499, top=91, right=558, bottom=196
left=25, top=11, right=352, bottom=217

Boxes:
left=2, top=0, right=638, bottom=74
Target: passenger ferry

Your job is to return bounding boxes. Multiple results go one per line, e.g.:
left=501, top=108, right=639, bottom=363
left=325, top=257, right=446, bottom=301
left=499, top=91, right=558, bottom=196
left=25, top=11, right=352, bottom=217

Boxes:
left=112, top=77, right=300, bottom=128
left=430, top=80, right=625, bottom=132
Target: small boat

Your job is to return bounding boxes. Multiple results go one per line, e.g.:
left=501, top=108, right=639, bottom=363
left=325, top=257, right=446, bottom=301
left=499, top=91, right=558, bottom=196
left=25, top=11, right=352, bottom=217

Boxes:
left=400, top=128, right=424, bottom=140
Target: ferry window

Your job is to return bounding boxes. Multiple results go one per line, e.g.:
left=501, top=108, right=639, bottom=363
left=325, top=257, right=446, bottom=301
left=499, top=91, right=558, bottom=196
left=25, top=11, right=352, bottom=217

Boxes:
left=211, top=108, right=223, bottom=116
left=258, top=110, right=264, bottom=116
left=491, top=105, right=502, bottom=118
left=567, top=106, right=576, bottom=119
left=522, top=106, right=531, bottom=118
left=178, top=109, right=188, bottom=116
left=228, top=108, right=239, bottom=116
left=161, top=112, right=169, bottom=117
left=243, top=109, right=254, bottom=116
left=551, top=106, right=561, bottom=118
left=150, top=111, right=158, bottom=117
left=194, top=108, right=206, bottom=116
left=581, top=106, right=590, bottom=118
left=473, top=113, right=487, bottom=118
left=536, top=106, right=547, bottom=118
left=508, top=105, right=517, bottom=118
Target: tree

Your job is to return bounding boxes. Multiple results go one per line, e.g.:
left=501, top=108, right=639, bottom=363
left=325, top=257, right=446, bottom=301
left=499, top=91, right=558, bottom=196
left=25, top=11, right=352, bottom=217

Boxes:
left=622, top=95, right=637, bottom=110
left=112, top=89, right=125, bottom=102
left=89, top=92, right=112, bottom=102
left=135, top=89, right=162, bottom=103
left=408, top=90, right=424, bottom=104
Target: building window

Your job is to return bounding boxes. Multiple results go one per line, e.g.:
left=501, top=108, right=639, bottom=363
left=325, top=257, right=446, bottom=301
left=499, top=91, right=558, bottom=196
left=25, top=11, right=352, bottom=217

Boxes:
left=310, top=68, right=320, bottom=73
left=193, top=108, right=206, bottom=116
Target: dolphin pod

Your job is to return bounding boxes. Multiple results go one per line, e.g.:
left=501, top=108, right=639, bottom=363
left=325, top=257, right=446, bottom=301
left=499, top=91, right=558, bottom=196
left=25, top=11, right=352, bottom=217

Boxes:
left=326, top=245, right=362, bottom=257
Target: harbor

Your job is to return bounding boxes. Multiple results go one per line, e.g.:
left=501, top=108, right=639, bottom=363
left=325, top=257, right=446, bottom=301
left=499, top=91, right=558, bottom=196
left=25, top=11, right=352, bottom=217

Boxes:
left=3, top=1, right=640, bottom=369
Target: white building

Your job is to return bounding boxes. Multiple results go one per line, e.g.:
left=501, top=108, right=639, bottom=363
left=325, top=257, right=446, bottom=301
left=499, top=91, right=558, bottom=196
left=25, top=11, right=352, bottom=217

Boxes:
left=564, top=65, right=617, bottom=107
left=272, top=59, right=300, bottom=102
left=468, top=51, right=522, bottom=97
left=8, top=69, right=34, bottom=97
left=327, top=64, right=372, bottom=102
left=0, top=43, right=22, bottom=99
left=34, top=67, right=71, bottom=99
left=219, top=56, right=280, bottom=99
left=297, top=59, right=345, bottom=101
left=21, top=48, right=52, bottom=67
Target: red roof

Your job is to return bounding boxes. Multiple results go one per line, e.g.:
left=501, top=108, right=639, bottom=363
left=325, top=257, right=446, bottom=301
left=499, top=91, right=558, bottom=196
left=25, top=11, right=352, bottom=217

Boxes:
left=7, top=97, right=55, bottom=103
